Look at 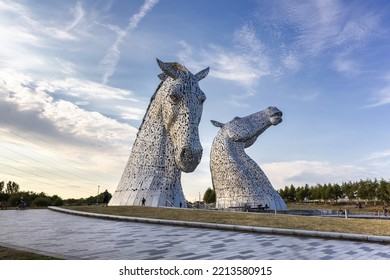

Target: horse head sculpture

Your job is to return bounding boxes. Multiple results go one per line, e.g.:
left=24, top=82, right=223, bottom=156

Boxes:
left=109, top=59, right=209, bottom=207
left=211, top=106, right=282, bottom=147
left=210, top=106, right=287, bottom=210
left=157, top=59, right=209, bottom=172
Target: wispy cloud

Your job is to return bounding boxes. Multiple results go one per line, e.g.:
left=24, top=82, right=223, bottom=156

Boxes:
left=100, top=0, right=159, bottom=84
left=0, top=69, right=138, bottom=149
left=332, top=55, right=359, bottom=76
left=367, top=73, right=390, bottom=107
left=255, top=0, right=382, bottom=67
left=178, top=24, right=271, bottom=91
left=177, top=24, right=272, bottom=107
left=364, top=150, right=390, bottom=161
left=281, top=52, right=301, bottom=71
left=263, top=160, right=371, bottom=188
left=0, top=1, right=85, bottom=42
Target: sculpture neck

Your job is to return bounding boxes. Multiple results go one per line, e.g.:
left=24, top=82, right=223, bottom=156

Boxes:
left=131, top=101, right=180, bottom=175
left=211, top=131, right=247, bottom=164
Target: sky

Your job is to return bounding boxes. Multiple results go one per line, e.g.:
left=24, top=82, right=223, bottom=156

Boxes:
left=1, top=0, right=390, bottom=201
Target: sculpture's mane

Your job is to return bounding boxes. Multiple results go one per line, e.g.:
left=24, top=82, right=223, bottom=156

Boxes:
left=136, top=80, right=163, bottom=135
left=137, top=63, right=189, bottom=134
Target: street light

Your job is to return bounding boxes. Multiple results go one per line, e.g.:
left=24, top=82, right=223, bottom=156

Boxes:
left=97, top=185, right=100, bottom=204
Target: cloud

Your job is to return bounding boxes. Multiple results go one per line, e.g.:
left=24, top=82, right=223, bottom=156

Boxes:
left=100, top=0, right=160, bottom=84
left=116, top=106, right=146, bottom=120
left=255, top=0, right=382, bottom=59
left=367, top=73, right=390, bottom=107
left=177, top=28, right=271, bottom=88
left=281, top=52, right=301, bottom=71
left=66, top=1, right=85, bottom=32
left=0, top=1, right=84, bottom=42
left=37, top=77, right=137, bottom=101
left=364, top=150, right=390, bottom=161
left=177, top=26, right=273, bottom=106
left=332, top=55, right=359, bottom=76
left=0, top=69, right=138, bottom=150
left=262, top=160, right=371, bottom=189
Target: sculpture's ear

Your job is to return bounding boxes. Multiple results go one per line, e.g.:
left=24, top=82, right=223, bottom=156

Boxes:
left=195, top=67, right=210, bottom=81
left=158, top=73, right=168, bottom=81
left=156, top=58, right=179, bottom=79
left=211, top=120, right=224, bottom=128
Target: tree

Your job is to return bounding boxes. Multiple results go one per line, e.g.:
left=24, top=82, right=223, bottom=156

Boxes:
left=332, top=183, right=343, bottom=202
left=288, top=185, right=296, bottom=201
left=376, top=179, right=390, bottom=205
left=0, top=181, right=4, bottom=193
left=323, top=184, right=334, bottom=202
left=51, top=195, right=64, bottom=206
left=342, top=181, right=357, bottom=202
left=278, top=186, right=288, bottom=200
left=203, top=188, right=216, bottom=204
left=295, top=187, right=306, bottom=202
left=6, top=181, right=19, bottom=194
left=32, top=196, right=52, bottom=207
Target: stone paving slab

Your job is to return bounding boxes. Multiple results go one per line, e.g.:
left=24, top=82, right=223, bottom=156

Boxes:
left=49, top=206, right=390, bottom=244
left=1, top=209, right=390, bottom=260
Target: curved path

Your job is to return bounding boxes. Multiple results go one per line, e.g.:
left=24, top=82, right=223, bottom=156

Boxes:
left=0, top=209, right=389, bottom=260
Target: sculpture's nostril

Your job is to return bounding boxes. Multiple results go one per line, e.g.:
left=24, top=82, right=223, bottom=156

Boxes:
left=180, top=146, right=192, bottom=161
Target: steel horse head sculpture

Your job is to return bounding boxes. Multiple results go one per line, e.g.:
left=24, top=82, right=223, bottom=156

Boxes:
left=109, top=59, right=209, bottom=207
left=210, top=106, right=288, bottom=210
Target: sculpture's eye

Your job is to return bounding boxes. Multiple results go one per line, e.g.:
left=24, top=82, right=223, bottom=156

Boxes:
left=199, top=95, right=206, bottom=105
left=169, top=92, right=180, bottom=104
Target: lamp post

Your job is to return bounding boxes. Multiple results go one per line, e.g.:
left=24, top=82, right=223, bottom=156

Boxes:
left=97, top=185, right=100, bottom=204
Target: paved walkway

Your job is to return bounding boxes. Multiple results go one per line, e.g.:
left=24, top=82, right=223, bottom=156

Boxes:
left=1, top=209, right=390, bottom=260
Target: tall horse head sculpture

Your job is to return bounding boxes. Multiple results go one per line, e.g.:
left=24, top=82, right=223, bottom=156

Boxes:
left=210, top=106, right=287, bottom=210
left=109, top=59, right=209, bottom=207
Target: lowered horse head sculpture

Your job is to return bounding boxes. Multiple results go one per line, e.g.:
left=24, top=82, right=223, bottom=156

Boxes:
left=109, top=59, right=209, bottom=207
left=210, top=106, right=287, bottom=210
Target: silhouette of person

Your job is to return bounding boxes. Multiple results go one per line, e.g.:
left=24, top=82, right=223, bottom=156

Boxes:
left=103, top=190, right=109, bottom=206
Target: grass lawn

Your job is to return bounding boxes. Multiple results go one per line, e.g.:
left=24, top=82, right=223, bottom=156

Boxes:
left=65, top=202, right=390, bottom=237
left=0, top=246, right=60, bottom=260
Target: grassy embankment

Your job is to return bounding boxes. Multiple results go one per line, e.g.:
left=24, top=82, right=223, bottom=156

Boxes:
left=0, top=246, right=59, bottom=260
left=65, top=202, right=390, bottom=237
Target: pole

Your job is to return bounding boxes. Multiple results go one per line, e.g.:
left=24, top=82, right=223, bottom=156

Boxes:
left=97, top=186, right=100, bottom=204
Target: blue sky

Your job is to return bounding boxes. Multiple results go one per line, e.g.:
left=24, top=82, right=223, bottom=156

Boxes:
left=1, top=0, right=390, bottom=201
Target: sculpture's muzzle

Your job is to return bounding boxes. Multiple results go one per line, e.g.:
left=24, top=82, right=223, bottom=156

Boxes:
left=177, top=145, right=203, bottom=173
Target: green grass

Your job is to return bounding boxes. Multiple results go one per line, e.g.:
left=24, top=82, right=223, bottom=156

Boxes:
left=0, top=246, right=60, bottom=260
left=65, top=203, right=390, bottom=237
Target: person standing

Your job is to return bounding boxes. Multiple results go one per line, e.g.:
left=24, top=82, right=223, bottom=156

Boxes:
left=103, top=190, right=109, bottom=206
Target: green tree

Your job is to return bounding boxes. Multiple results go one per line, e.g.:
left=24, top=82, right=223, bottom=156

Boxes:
left=31, top=197, right=52, bottom=207
left=371, top=178, right=379, bottom=206
left=342, top=181, right=357, bottom=202
left=6, top=181, right=19, bottom=194
left=332, top=183, right=343, bottom=202
left=295, top=187, right=306, bottom=202
left=51, top=195, right=64, bottom=206
left=288, top=185, right=296, bottom=201
left=303, top=184, right=311, bottom=200
left=0, top=181, right=4, bottom=193
left=278, top=187, right=286, bottom=199
left=203, top=188, right=216, bottom=204
left=376, top=179, right=390, bottom=205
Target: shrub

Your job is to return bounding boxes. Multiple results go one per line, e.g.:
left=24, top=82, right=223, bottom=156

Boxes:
left=31, top=197, right=52, bottom=207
